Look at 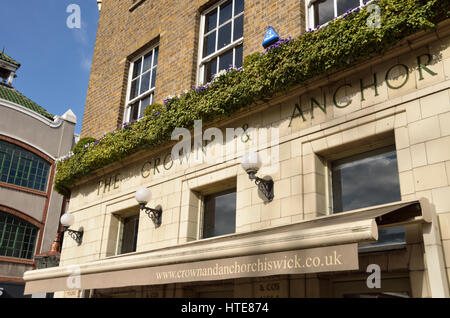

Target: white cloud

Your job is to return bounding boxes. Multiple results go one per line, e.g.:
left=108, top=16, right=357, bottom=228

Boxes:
left=80, top=54, right=92, bottom=72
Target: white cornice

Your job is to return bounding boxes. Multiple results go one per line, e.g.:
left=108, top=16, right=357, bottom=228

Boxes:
left=0, top=97, right=68, bottom=128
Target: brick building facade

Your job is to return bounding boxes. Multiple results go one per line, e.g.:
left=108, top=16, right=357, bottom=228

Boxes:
left=81, top=0, right=305, bottom=138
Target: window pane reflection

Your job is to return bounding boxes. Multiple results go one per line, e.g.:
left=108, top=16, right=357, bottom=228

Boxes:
left=120, top=214, right=139, bottom=254
left=337, top=0, right=360, bottom=16
left=203, top=189, right=236, bottom=239
left=203, top=32, right=216, bottom=58
left=204, top=57, right=218, bottom=83
left=219, top=49, right=233, bottom=72
left=233, top=15, right=243, bottom=41
left=235, top=44, right=243, bottom=68
left=332, top=146, right=405, bottom=248
left=332, top=146, right=401, bottom=213
left=205, top=10, right=217, bottom=33
left=234, top=0, right=244, bottom=15
left=142, top=52, right=153, bottom=73
left=314, top=0, right=334, bottom=26
left=218, top=22, right=232, bottom=49
left=219, top=0, right=233, bottom=25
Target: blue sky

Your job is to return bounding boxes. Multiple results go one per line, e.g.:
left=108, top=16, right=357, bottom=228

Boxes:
left=1, top=0, right=99, bottom=134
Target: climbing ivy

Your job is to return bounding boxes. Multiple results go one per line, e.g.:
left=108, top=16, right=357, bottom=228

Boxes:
left=54, top=0, right=449, bottom=197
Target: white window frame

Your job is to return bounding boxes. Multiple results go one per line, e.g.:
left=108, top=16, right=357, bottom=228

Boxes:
left=124, top=44, right=159, bottom=123
left=197, top=0, right=244, bottom=85
left=306, top=0, right=367, bottom=30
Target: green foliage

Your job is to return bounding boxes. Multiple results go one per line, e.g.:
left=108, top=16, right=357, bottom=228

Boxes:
left=143, top=103, right=165, bottom=118
left=54, top=0, right=449, bottom=197
left=72, top=137, right=96, bottom=155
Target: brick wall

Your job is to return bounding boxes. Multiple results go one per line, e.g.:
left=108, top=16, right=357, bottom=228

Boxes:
left=81, top=0, right=306, bottom=139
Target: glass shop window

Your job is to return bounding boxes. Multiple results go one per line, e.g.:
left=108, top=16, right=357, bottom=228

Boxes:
left=202, top=189, right=236, bottom=239
left=331, top=146, right=406, bottom=248
left=119, top=214, right=139, bottom=254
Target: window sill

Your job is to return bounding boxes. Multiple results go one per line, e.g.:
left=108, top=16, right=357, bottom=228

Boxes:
left=129, top=0, right=146, bottom=12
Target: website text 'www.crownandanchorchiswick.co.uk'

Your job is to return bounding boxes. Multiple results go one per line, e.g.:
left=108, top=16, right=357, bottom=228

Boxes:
left=155, top=251, right=344, bottom=280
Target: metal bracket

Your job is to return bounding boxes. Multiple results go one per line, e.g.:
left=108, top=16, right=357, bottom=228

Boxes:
left=63, top=227, right=83, bottom=245
left=248, top=172, right=274, bottom=202
left=140, top=204, right=162, bottom=227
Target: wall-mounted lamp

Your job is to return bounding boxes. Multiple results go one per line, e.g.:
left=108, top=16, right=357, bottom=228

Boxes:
left=135, top=187, right=162, bottom=227
left=241, top=151, right=274, bottom=202
left=60, top=212, right=83, bottom=245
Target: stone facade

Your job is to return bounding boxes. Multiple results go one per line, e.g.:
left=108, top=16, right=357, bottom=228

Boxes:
left=81, top=0, right=305, bottom=139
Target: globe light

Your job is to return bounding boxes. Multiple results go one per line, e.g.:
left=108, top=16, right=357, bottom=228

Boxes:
left=241, top=151, right=262, bottom=174
left=240, top=151, right=274, bottom=202
left=60, top=212, right=75, bottom=227
left=135, top=187, right=162, bottom=227
left=135, top=187, right=152, bottom=204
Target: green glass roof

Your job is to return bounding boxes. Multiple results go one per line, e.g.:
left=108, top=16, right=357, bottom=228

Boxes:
left=0, top=52, right=20, bottom=67
left=0, top=84, right=54, bottom=120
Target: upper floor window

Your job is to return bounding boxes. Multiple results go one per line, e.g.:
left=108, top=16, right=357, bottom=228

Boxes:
left=308, top=0, right=363, bottom=28
left=0, top=140, right=51, bottom=192
left=0, top=211, right=38, bottom=260
left=125, top=45, right=159, bottom=122
left=198, top=0, right=244, bottom=84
